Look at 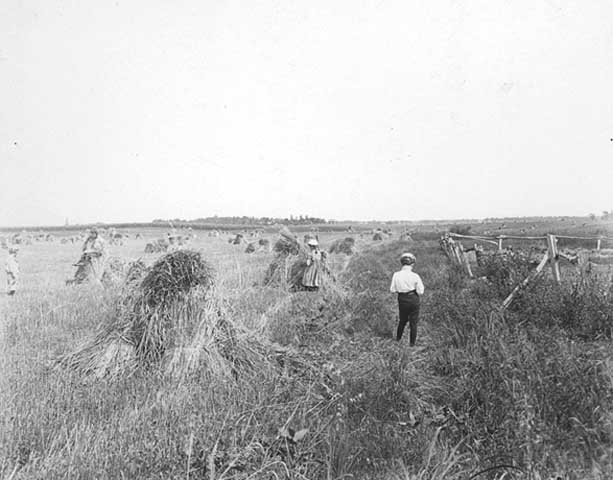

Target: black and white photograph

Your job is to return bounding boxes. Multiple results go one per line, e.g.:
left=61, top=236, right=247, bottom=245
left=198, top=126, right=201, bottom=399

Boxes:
left=1, top=1, right=612, bottom=478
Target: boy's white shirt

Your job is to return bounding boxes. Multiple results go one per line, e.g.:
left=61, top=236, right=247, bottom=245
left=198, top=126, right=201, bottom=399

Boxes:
left=390, top=266, right=424, bottom=295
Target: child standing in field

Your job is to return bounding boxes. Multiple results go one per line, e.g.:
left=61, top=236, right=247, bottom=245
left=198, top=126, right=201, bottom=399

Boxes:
left=390, top=253, right=424, bottom=346
left=6, top=247, right=19, bottom=296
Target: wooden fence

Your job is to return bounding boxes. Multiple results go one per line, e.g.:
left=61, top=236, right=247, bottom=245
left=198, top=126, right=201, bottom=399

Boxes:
left=440, top=232, right=613, bottom=310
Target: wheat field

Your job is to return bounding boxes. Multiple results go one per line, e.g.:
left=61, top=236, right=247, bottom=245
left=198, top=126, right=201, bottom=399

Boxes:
left=1, top=224, right=613, bottom=479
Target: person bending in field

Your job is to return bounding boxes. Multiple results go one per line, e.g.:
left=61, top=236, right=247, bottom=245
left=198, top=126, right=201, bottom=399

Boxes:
left=390, top=253, right=424, bottom=346
left=69, top=228, right=108, bottom=284
left=302, top=239, right=327, bottom=291
left=167, top=233, right=180, bottom=253
left=5, top=247, right=19, bottom=296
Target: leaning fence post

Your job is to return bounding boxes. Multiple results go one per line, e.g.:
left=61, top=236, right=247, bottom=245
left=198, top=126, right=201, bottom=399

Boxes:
left=597, top=237, right=602, bottom=250
left=546, top=234, right=561, bottom=283
left=502, top=252, right=549, bottom=309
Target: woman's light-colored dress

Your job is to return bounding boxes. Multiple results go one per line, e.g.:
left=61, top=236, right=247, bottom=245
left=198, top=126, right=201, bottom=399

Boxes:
left=302, top=249, right=323, bottom=288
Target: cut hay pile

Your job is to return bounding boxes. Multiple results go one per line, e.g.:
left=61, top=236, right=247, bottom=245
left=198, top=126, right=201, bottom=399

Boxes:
left=231, top=233, right=245, bottom=245
left=245, top=238, right=271, bottom=254
left=264, top=228, right=308, bottom=288
left=329, top=237, right=356, bottom=255
left=100, top=256, right=129, bottom=286
left=100, top=258, right=147, bottom=287
left=372, top=232, right=384, bottom=241
left=59, top=250, right=216, bottom=378
left=274, top=227, right=302, bottom=256
left=144, top=238, right=169, bottom=253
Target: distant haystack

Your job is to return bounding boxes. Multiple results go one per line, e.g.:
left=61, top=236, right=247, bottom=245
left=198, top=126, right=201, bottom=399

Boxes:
left=245, top=238, right=272, bottom=254
left=101, top=258, right=147, bottom=287
left=329, top=237, right=356, bottom=255
left=231, top=233, right=245, bottom=245
left=372, top=232, right=384, bottom=241
left=144, top=238, right=169, bottom=253
left=258, top=238, right=271, bottom=251
left=109, top=231, right=125, bottom=246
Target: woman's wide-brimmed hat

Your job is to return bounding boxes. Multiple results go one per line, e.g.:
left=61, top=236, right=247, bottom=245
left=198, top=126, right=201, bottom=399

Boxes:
left=307, top=239, right=319, bottom=247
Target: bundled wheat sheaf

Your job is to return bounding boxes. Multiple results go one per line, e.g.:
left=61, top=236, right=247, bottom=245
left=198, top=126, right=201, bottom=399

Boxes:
left=264, top=227, right=310, bottom=289
left=329, top=237, right=356, bottom=255
left=59, top=250, right=221, bottom=379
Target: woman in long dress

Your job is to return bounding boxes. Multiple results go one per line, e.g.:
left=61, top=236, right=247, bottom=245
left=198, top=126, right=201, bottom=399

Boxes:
left=71, top=228, right=108, bottom=284
left=302, top=239, right=325, bottom=291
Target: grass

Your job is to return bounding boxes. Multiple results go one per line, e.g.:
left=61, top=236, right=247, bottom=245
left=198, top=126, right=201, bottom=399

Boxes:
left=1, top=224, right=613, bottom=479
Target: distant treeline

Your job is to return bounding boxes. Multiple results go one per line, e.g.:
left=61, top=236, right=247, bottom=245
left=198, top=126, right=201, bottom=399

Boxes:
left=153, top=215, right=329, bottom=226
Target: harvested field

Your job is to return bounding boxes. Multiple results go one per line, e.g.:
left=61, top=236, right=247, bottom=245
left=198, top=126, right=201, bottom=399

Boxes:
left=2, top=222, right=613, bottom=479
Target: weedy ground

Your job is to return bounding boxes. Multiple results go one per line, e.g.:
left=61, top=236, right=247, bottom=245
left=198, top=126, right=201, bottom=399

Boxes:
left=1, top=226, right=612, bottom=479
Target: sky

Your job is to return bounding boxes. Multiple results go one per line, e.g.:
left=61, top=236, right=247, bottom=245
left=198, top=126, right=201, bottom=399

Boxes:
left=1, top=0, right=612, bottom=227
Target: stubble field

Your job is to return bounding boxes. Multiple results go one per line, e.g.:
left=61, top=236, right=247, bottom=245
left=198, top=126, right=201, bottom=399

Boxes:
left=1, top=222, right=613, bottom=479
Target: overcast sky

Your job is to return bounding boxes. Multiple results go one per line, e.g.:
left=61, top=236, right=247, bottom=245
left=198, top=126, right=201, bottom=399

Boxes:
left=1, top=0, right=612, bottom=226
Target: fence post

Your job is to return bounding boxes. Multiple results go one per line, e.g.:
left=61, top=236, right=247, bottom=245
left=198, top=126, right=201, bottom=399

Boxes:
left=546, top=234, right=561, bottom=283
left=452, top=242, right=463, bottom=267
left=497, top=236, right=503, bottom=251
left=458, top=243, right=473, bottom=278
left=597, top=237, right=602, bottom=250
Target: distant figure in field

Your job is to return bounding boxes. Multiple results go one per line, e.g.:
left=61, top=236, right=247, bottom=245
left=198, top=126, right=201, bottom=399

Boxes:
left=69, top=228, right=108, bottom=284
left=167, top=233, right=180, bottom=253
left=5, top=247, right=19, bottom=296
left=390, top=253, right=424, bottom=346
left=302, top=239, right=326, bottom=291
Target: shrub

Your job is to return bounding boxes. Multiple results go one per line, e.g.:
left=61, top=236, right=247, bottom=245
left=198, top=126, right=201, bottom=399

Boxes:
left=449, top=225, right=472, bottom=236
left=513, top=271, right=613, bottom=340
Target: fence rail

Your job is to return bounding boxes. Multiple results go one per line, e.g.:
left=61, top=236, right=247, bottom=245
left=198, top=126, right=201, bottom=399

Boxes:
left=441, top=231, right=613, bottom=310
left=449, top=232, right=613, bottom=249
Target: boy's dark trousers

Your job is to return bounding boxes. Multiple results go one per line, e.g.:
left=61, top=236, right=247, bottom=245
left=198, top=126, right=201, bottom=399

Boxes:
left=397, top=291, right=420, bottom=345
